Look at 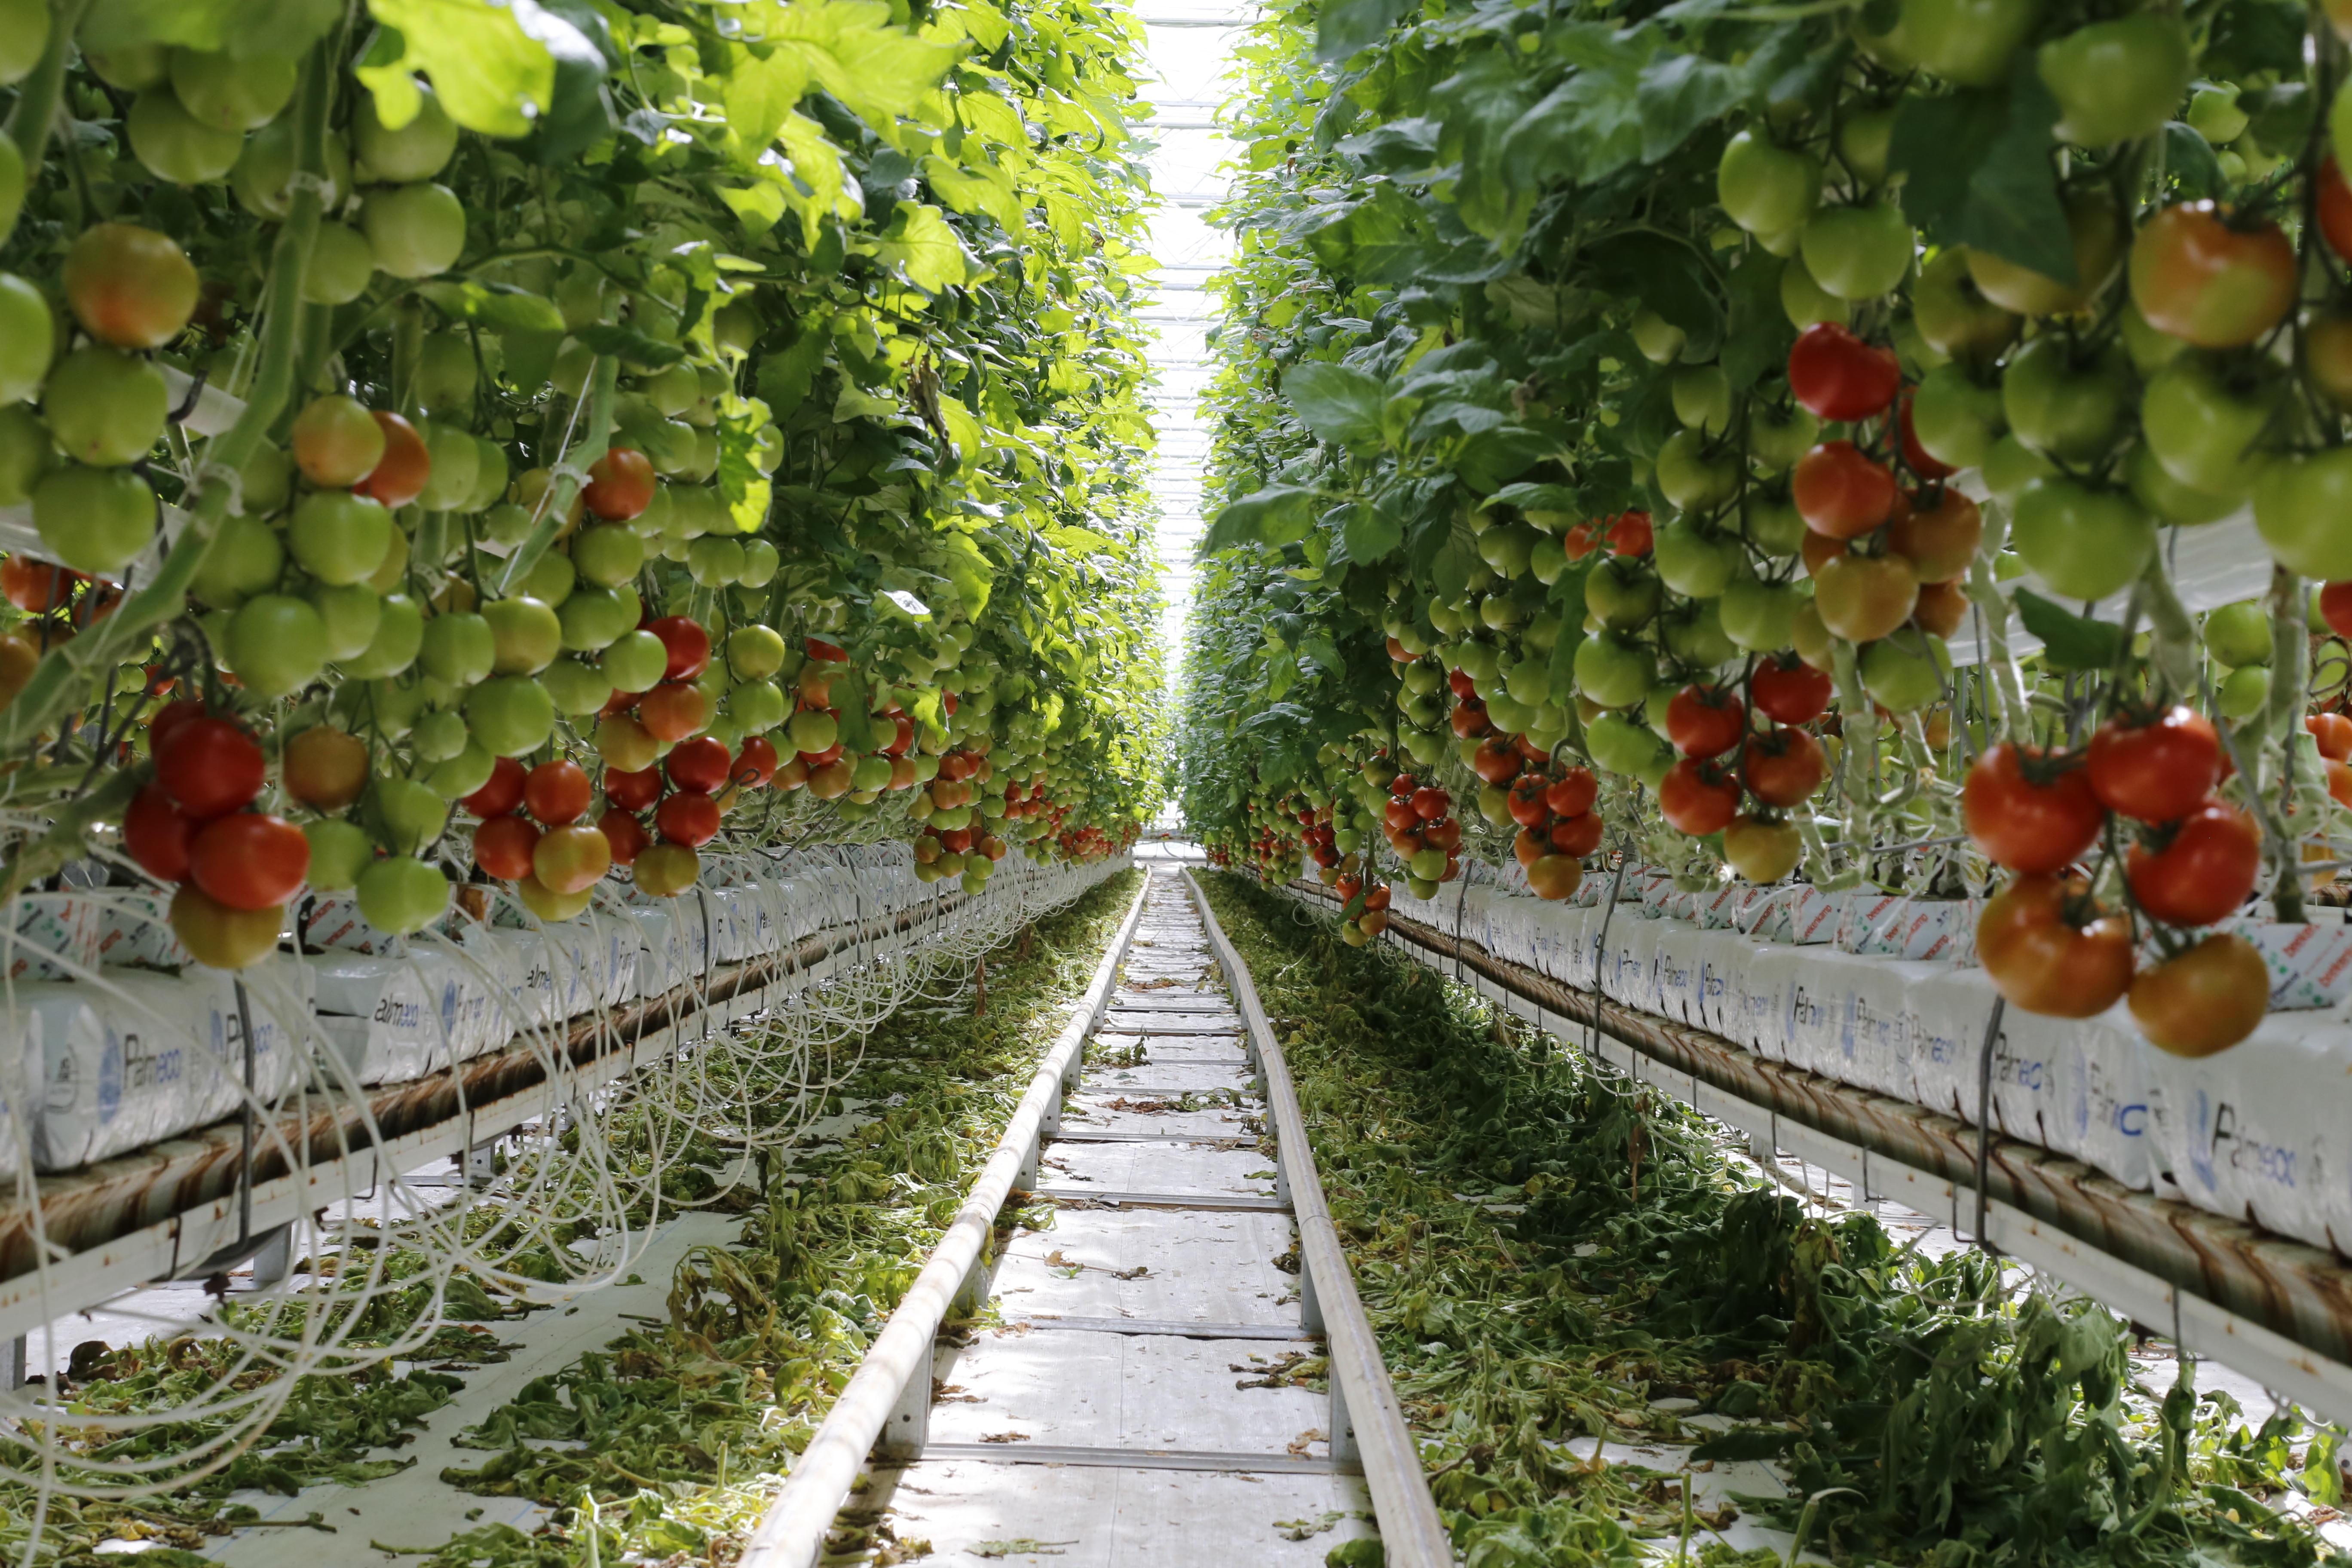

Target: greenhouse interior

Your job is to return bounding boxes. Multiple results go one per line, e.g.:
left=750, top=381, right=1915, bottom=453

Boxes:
left=1, top=0, right=2352, bottom=1564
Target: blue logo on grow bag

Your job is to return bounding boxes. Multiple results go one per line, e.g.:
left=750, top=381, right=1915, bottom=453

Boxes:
left=98, top=1027, right=121, bottom=1123
left=441, top=980, right=459, bottom=1036
left=2189, top=1087, right=2217, bottom=1193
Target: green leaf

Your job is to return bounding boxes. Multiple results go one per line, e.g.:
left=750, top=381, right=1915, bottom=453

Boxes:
left=364, top=0, right=561, bottom=138
left=1282, top=363, right=1386, bottom=445
left=1689, top=1427, right=1798, bottom=1462
left=82, top=0, right=340, bottom=55
left=2012, top=588, right=2123, bottom=671
left=1720, top=249, right=1795, bottom=392
left=1635, top=53, right=1745, bottom=164
left=1489, top=482, right=1580, bottom=513
left=1199, top=487, right=1316, bottom=557
left=737, top=0, right=960, bottom=145
left=1889, top=66, right=2071, bottom=285
left=876, top=202, right=974, bottom=294
left=1580, top=233, right=1721, bottom=358
left=2160, top=123, right=2225, bottom=201
left=571, top=324, right=687, bottom=369
left=1315, top=0, right=1413, bottom=64
left=1339, top=502, right=1403, bottom=562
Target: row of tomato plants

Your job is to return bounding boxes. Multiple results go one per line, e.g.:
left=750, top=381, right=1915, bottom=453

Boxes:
left=0, top=0, right=1166, bottom=967
left=1178, top=0, right=2352, bottom=1058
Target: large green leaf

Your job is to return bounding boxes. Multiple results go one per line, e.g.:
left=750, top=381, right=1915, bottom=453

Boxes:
left=1282, top=363, right=1386, bottom=445
left=1888, top=65, right=2072, bottom=285
left=82, top=0, right=340, bottom=55
left=363, top=0, right=560, bottom=137
left=877, top=202, right=974, bottom=293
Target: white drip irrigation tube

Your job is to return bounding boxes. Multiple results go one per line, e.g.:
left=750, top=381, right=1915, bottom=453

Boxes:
left=1179, top=869, right=1452, bottom=1568
left=738, top=875, right=1151, bottom=1568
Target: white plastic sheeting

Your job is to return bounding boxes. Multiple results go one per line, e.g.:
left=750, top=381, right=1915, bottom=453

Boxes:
left=1372, top=873, right=2352, bottom=1261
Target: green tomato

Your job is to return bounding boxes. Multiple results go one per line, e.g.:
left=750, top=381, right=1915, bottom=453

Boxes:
left=541, top=656, right=614, bottom=716
left=1530, top=536, right=1567, bottom=585
left=2000, top=337, right=2131, bottom=464
left=2254, top=447, right=2352, bottom=580
left=522, top=549, right=575, bottom=608
left=481, top=502, right=535, bottom=551
left=1663, top=601, right=1737, bottom=668
left=364, top=182, right=466, bottom=279
left=44, top=347, right=166, bottom=467
left=572, top=524, right=645, bottom=588
left=1585, top=559, right=1663, bottom=630
left=2139, top=353, right=2275, bottom=500
left=727, top=624, right=789, bottom=680
left=423, top=743, right=496, bottom=804
left=2010, top=477, right=2155, bottom=602
left=601, top=628, right=668, bottom=694
left=558, top=584, right=638, bottom=652
left=192, top=512, right=284, bottom=609
left=739, top=538, right=780, bottom=588
left=2123, top=443, right=2239, bottom=527
left=1900, top=0, right=2034, bottom=86
left=2203, top=600, right=2272, bottom=668
left=227, top=594, right=330, bottom=697
left=1717, top=131, right=1820, bottom=237
left=482, top=596, right=562, bottom=676
left=0, top=272, right=52, bottom=405
left=242, top=443, right=292, bottom=515
left=342, top=592, right=425, bottom=680
left=410, top=707, right=468, bottom=763
left=354, top=677, right=426, bottom=739
left=1748, top=407, right=1819, bottom=475
left=1911, top=249, right=2020, bottom=366
left=1670, top=365, right=1732, bottom=434
left=1799, top=203, right=1914, bottom=300
left=356, top=855, right=451, bottom=935
left=464, top=674, right=554, bottom=757
left=126, top=90, right=242, bottom=184
left=1652, top=519, right=1741, bottom=597
left=1654, top=428, right=1738, bottom=511
left=1574, top=633, right=1656, bottom=709
left=1908, top=362, right=2005, bottom=470
left=313, top=582, right=382, bottom=661
left=1779, top=252, right=1848, bottom=330
left=730, top=679, right=788, bottom=733
left=1838, top=105, right=1897, bottom=187
left=416, top=422, right=480, bottom=511
left=419, top=610, right=495, bottom=686
left=2216, top=662, right=2272, bottom=722
left=414, top=333, right=477, bottom=412
left=303, top=819, right=374, bottom=892
left=2187, top=84, right=2249, bottom=146
left=2038, top=15, right=2193, bottom=147
left=1719, top=578, right=1802, bottom=651
left=0, top=404, right=51, bottom=508
left=354, top=83, right=458, bottom=182
left=0, top=0, right=50, bottom=86
left=1859, top=633, right=1950, bottom=713
left=301, top=222, right=376, bottom=307
left=1981, top=433, right=2058, bottom=500
left=288, top=488, right=394, bottom=585
left=1630, top=309, right=1686, bottom=365
left=688, top=535, right=747, bottom=587
left=169, top=48, right=297, bottom=132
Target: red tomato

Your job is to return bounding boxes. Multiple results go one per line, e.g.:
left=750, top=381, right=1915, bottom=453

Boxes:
left=1659, top=758, right=1740, bottom=836
left=2333, top=760, right=2352, bottom=810
left=667, top=736, right=732, bottom=795
left=188, top=812, right=309, bottom=911
left=1743, top=729, right=1826, bottom=807
left=1794, top=441, right=1897, bottom=539
left=1544, top=768, right=1597, bottom=818
left=1787, top=322, right=1900, bottom=423
left=1450, top=698, right=1491, bottom=738
left=1411, top=786, right=1450, bottom=820
left=1666, top=685, right=1745, bottom=758
left=648, top=616, right=711, bottom=680
left=1383, top=798, right=1418, bottom=834
left=1507, top=773, right=1549, bottom=827
left=354, top=411, right=430, bottom=508
left=597, top=807, right=649, bottom=867
left=1977, top=874, right=2135, bottom=1019
left=1563, top=521, right=1600, bottom=560
left=582, top=447, right=656, bottom=521
left=1607, top=511, right=1652, bottom=557
left=2321, top=580, right=2352, bottom=638
left=605, top=764, right=664, bottom=812
left=1446, top=668, right=1477, bottom=701
left=1752, top=660, right=1832, bottom=724
left=1898, top=393, right=1954, bottom=480
left=533, top=822, right=612, bottom=894
left=1472, top=737, right=1521, bottom=784
left=1514, top=826, right=1547, bottom=868
left=156, top=717, right=265, bottom=820
left=2084, top=706, right=2221, bottom=824
left=2309, top=713, right=2352, bottom=762
left=1550, top=812, right=1604, bottom=856
left=2320, top=158, right=2352, bottom=267
left=656, top=791, right=721, bottom=847
left=462, top=755, right=527, bottom=819
left=881, top=714, right=914, bottom=756
left=2129, top=933, right=2270, bottom=1056
left=2126, top=802, right=2261, bottom=927
left=0, top=557, right=74, bottom=613
left=638, top=680, right=710, bottom=741
left=1423, top=816, right=1462, bottom=853
left=2128, top=201, right=2297, bottom=349
left=1963, top=744, right=2105, bottom=873
left=806, top=636, right=848, bottom=662
left=524, top=759, right=592, bottom=825
left=474, top=813, right=541, bottom=881
left=733, top=736, right=779, bottom=788
left=125, top=782, right=194, bottom=882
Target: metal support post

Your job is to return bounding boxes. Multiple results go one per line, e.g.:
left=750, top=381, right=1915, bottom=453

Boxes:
left=1017, top=1130, right=1040, bottom=1190
left=1329, top=1363, right=1359, bottom=1469
left=1300, top=1253, right=1325, bottom=1335
left=880, top=1361, right=930, bottom=1459
left=2, top=1335, right=24, bottom=1390
left=250, top=1223, right=292, bottom=1286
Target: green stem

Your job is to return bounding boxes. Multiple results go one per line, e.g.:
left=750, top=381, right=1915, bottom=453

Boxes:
left=0, top=40, right=331, bottom=753
left=2266, top=563, right=2309, bottom=922
left=498, top=355, right=618, bottom=596
left=3, top=0, right=94, bottom=174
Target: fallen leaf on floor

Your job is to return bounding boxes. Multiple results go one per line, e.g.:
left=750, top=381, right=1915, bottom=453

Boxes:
left=1287, top=1428, right=1326, bottom=1458
left=933, top=1380, right=983, bottom=1404
left=1273, top=1510, right=1348, bottom=1541
left=970, top=1541, right=1075, bottom=1559
left=1111, top=1265, right=1150, bottom=1280
left=979, top=1431, right=1032, bottom=1444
